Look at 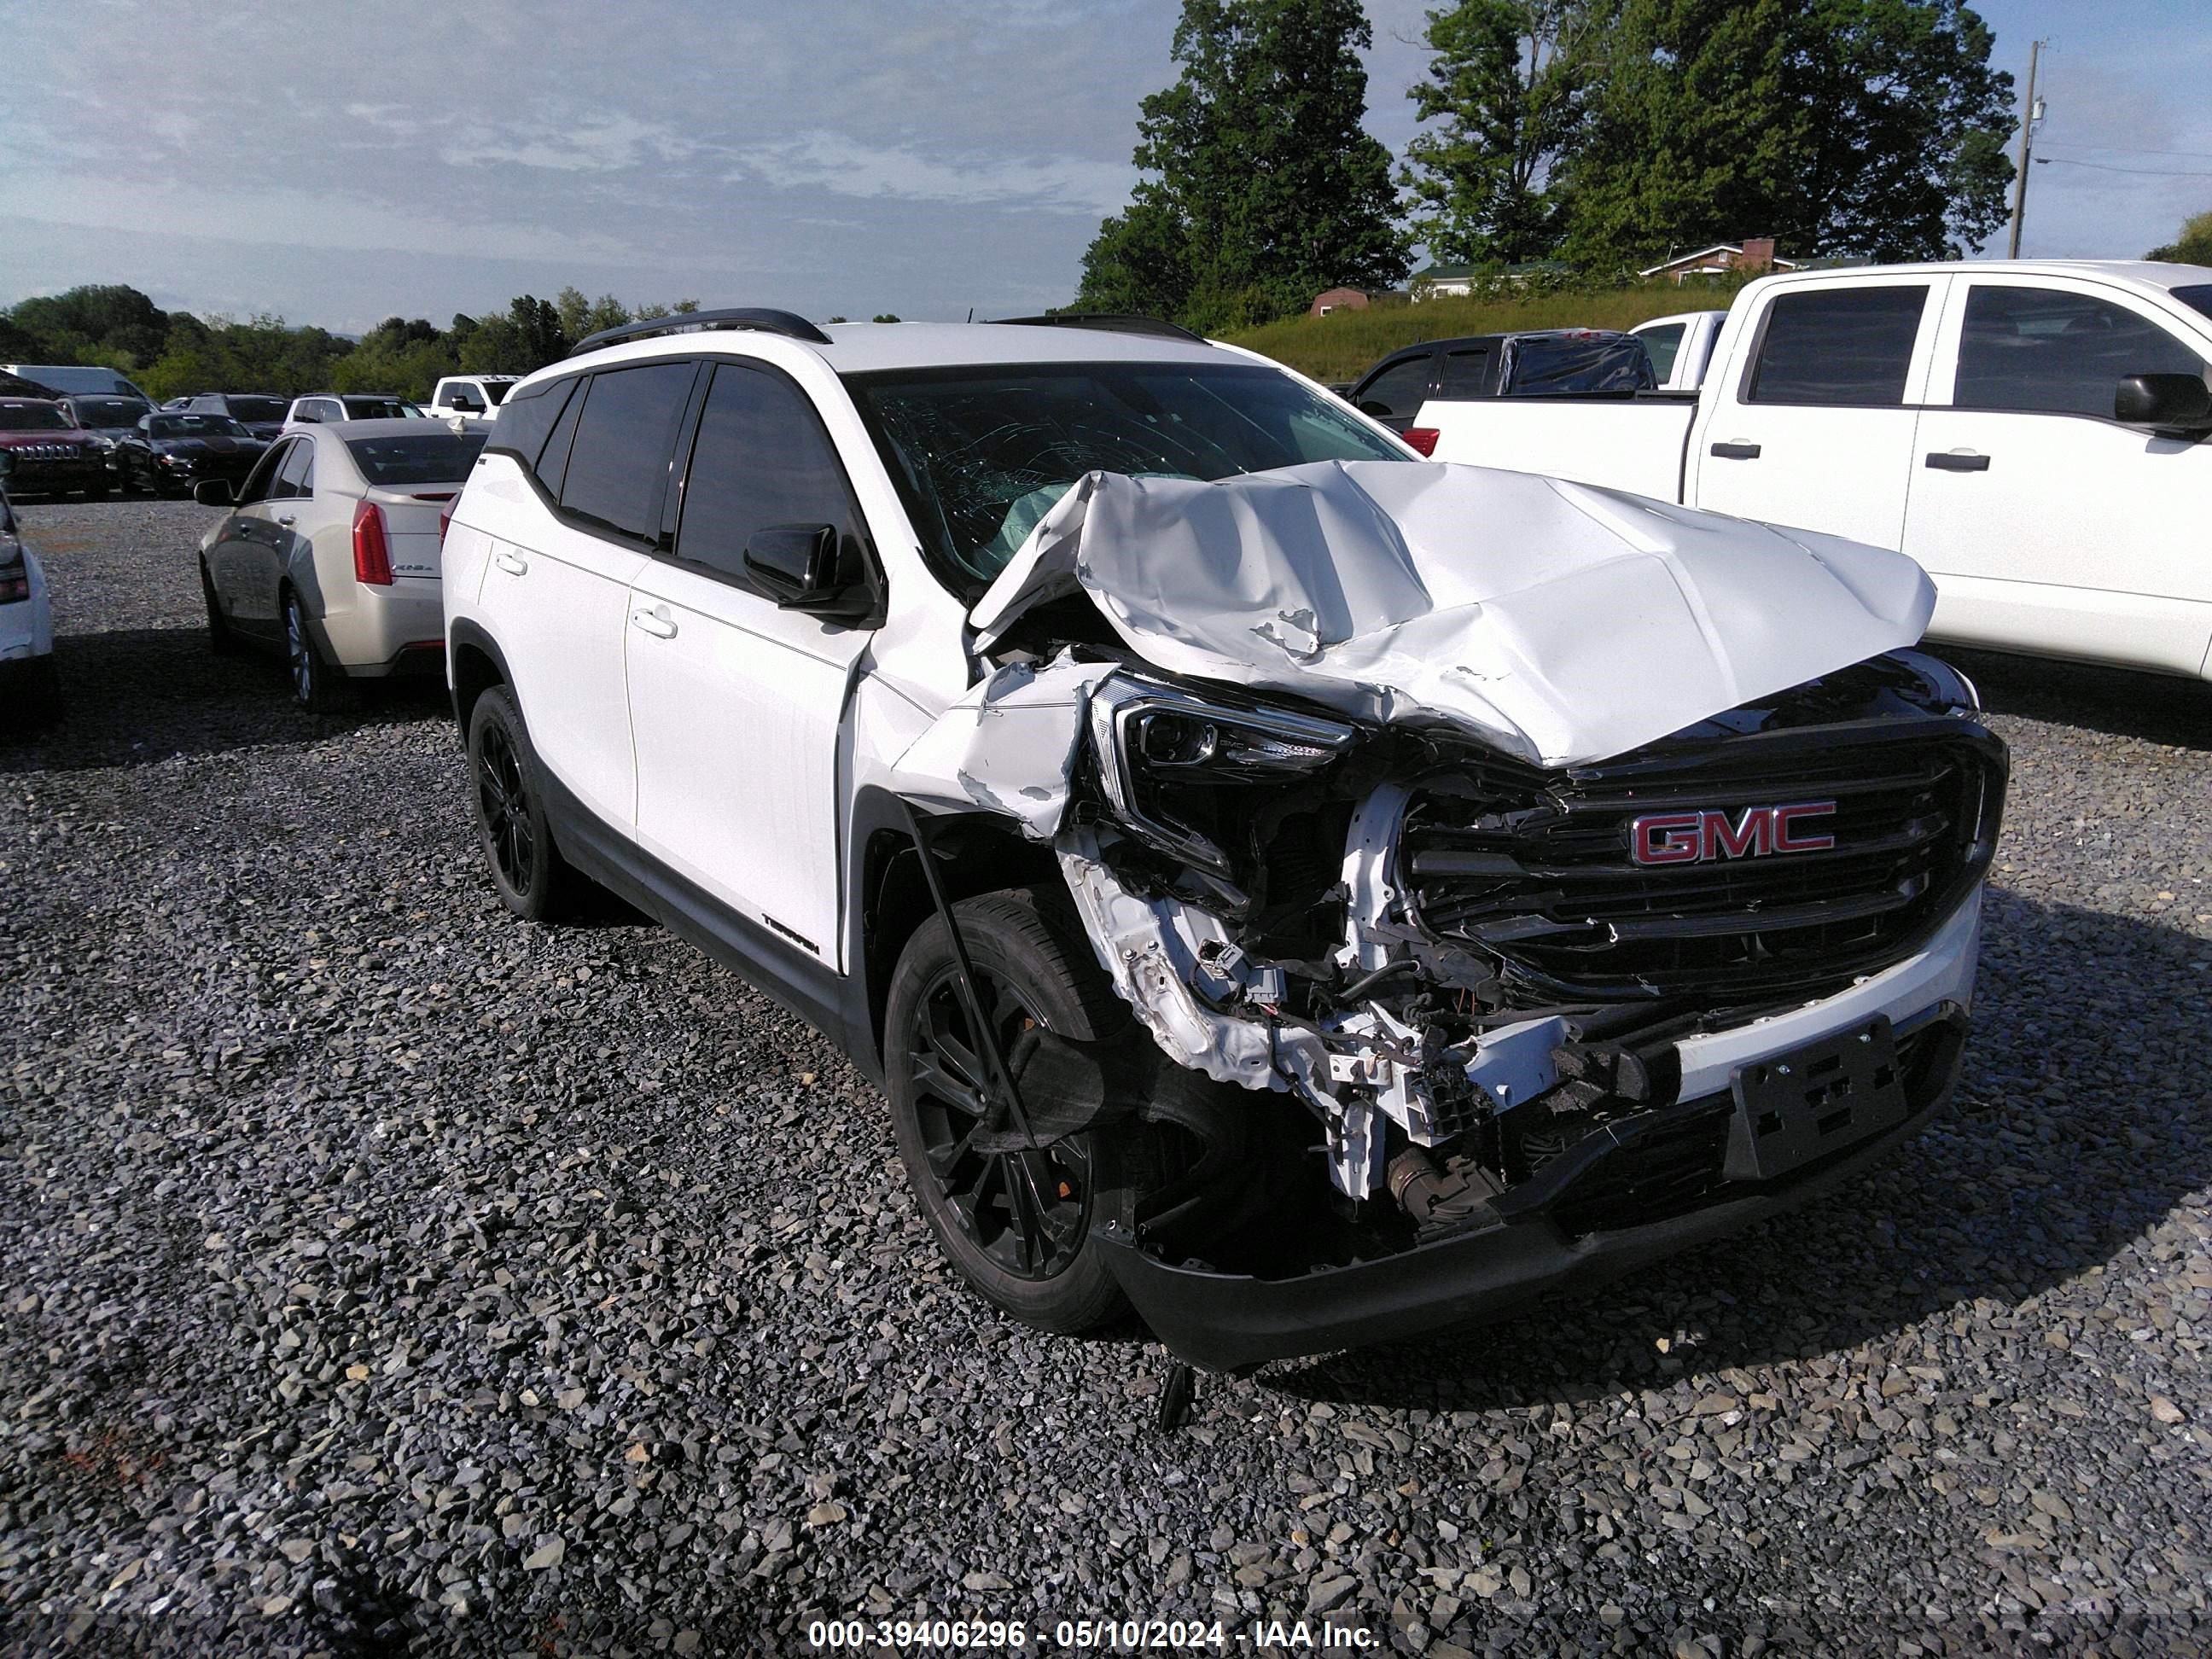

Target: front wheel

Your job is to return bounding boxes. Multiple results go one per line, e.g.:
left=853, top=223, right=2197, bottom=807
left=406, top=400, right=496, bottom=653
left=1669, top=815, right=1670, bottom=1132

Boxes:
left=201, top=561, right=241, bottom=655
left=884, top=887, right=1132, bottom=1335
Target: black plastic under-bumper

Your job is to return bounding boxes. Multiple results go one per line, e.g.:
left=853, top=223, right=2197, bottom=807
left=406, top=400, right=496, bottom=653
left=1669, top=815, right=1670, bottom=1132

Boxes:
left=1098, top=1005, right=1969, bottom=1372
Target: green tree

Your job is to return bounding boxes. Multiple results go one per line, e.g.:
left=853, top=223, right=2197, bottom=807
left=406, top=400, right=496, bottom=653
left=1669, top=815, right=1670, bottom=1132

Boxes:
left=2148, top=209, right=2212, bottom=265
left=1400, top=0, right=1611, bottom=265
left=1561, top=0, right=2015, bottom=267
left=1075, top=0, right=1410, bottom=330
left=7, top=283, right=171, bottom=365
left=554, top=285, right=592, bottom=342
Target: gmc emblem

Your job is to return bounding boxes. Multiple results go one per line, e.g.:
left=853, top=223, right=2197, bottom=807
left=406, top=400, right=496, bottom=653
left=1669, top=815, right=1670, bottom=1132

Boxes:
left=1629, top=801, right=1838, bottom=866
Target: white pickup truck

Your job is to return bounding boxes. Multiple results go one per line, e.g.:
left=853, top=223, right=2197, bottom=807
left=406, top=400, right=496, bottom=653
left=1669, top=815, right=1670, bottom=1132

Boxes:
left=1422, top=261, right=2212, bottom=682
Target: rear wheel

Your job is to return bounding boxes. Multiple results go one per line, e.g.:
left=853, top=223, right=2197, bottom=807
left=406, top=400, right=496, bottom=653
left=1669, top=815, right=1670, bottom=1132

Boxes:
left=885, top=888, right=1132, bottom=1335
left=283, top=588, right=350, bottom=713
left=467, top=684, right=583, bottom=923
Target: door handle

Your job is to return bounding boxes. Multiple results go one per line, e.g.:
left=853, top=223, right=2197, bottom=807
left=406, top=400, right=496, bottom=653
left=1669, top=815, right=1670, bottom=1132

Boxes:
left=1708, top=440, right=1762, bottom=460
left=492, top=551, right=527, bottom=576
left=1924, top=451, right=1990, bottom=473
left=631, top=607, right=678, bottom=639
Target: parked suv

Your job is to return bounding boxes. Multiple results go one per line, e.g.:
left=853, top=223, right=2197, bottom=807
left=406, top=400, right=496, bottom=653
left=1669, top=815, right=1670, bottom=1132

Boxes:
left=443, top=309, right=2005, bottom=1370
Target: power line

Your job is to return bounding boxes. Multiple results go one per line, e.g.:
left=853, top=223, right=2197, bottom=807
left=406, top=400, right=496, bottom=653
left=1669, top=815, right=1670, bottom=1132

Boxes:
left=2058, top=143, right=2212, bottom=161
left=2035, top=154, right=2212, bottom=178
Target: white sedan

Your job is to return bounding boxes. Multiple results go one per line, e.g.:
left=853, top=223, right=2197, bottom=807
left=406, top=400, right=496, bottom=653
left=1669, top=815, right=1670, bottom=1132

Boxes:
left=195, top=418, right=487, bottom=710
left=0, top=473, right=59, bottom=724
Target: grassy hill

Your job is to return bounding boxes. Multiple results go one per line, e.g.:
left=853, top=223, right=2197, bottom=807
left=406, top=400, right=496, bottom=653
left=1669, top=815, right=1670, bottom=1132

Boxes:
left=1220, top=285, right=1735, bottom=384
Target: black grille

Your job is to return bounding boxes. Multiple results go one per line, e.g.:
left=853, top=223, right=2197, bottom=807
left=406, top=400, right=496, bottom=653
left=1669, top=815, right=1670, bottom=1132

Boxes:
left=1546, top=1015, right=1963, bottom=1236
left=1402, top=719, right=2005, bottom=1004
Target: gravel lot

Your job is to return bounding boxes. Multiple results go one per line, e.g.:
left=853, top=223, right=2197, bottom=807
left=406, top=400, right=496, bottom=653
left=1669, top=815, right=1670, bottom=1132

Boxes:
left=3, top=498, right=2210, bottom=1657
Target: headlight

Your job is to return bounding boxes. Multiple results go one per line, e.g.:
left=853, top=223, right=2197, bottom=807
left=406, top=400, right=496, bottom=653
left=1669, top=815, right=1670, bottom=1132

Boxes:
left=1088, top=676, right=1356, bottom=876
left=88, top=435, right=115, bottom=452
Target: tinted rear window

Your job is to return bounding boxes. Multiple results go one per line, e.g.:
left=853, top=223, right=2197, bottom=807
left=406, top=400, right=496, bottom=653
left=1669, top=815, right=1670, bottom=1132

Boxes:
left=1503, top=334, right=1654, bottom=394
left=0, top=403, right=70, bottom=431
left=487, top=375, right=577, bottom=473
left=557, top=362, right=696, bottom=542
left=2170, top=283, right=2212, bottom=324
left=227, top=396, right=287, bottom=422
left=1637, top=324, right=1685, bottom=381
left=151, top=415, right=248, bottom=438
left=346, top=433, right=490, bottom=486
left=483, top=381, right=513, bottom=405
left=73, top=397, right=149, bottom=426
left=341, top=397, right=414, bottom=419
left=1748, top=286, right=1929, bottom=405
left=1437, top=347, right=1495, bottom=398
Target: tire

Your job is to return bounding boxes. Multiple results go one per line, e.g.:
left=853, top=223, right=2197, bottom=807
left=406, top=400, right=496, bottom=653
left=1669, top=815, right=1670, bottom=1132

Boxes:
left=467, top=684, right=583, bottom=923
left=201, top=561, right=242, bottom=655
left=884, top=887, right=1132, bottom=1335
left=282, top=587, right=351, bottom=713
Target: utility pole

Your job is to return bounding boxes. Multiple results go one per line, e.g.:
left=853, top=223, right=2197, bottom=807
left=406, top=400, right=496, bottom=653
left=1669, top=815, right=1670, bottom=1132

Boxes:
left=2006, top=40, right=2046, bottom=259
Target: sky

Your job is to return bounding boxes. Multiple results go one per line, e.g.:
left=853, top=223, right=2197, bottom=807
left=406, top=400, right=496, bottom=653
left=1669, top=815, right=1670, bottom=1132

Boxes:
left=1, top=0, right=2208, bottom=337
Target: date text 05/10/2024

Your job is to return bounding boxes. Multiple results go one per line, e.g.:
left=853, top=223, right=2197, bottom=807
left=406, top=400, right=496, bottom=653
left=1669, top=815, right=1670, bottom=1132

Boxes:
left=805, top=1616, right=1380, bottom=1650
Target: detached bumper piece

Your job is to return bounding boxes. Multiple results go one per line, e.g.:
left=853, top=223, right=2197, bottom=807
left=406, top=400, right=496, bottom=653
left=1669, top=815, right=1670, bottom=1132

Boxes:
left=1099, top=1004, right=1967, bottom=1373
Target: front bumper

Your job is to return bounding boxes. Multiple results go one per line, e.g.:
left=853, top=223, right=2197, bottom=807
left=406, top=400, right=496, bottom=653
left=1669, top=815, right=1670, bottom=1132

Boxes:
left=6, top=455, right=105, bottom=492
left=1097, top=995, right=1982, bottom=1371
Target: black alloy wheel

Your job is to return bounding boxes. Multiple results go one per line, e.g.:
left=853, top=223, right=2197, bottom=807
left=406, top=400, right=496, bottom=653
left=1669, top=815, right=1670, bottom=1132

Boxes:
left=885, top=887, right=1131, bottom=1334
left=910, top=967, right=1091, bottom=1282
left=465, top=684, right=580, bottom=923
left=477, top=718, right=535, bottom=899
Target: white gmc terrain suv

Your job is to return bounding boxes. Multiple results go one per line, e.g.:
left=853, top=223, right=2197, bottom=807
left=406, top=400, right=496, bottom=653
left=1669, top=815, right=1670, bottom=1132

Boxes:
left=442, top=309, right=2007, bottom=1371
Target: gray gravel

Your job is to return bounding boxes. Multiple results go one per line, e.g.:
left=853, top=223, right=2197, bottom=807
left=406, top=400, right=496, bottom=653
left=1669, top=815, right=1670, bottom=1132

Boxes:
left=3, top=499, right=2211, bottom=1656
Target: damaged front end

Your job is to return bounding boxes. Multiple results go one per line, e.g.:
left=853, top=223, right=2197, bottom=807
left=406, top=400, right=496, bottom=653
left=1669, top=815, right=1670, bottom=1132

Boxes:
left=900, top=647, right=2001, bottom=1370
left=893, top=463, right=2007, bottom=1370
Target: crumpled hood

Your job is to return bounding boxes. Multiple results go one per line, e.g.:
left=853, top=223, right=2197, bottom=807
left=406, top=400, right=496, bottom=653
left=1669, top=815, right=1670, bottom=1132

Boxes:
left=969, top=460, right=1935, bottom=767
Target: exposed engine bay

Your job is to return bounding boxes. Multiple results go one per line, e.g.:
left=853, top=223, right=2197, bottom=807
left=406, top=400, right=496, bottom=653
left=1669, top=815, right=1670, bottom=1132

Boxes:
left=888, top=462, right=2005, bottom=1284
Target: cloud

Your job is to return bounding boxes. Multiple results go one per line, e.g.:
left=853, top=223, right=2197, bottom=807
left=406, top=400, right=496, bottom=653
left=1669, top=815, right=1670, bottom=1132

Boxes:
left=443, top=114, right=706, bottom=173
left=0, top=172, right=641, bottom=266
left=725, top=131, right=1132, bottom=217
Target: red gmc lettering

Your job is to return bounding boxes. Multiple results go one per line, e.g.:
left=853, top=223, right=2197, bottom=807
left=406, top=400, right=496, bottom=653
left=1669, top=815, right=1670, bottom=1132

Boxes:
left=1630, top=801, right=1839, bottom=866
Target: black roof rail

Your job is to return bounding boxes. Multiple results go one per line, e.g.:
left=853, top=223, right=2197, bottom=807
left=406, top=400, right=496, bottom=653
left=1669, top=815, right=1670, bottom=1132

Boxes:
left=992, top=312, right=1209, bottom=345
left=568, top=306, right=831, bottom=358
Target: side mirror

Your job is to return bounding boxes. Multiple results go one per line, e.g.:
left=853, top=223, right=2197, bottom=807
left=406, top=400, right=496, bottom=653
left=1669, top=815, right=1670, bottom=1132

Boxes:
left=1356, top=399, right=1392, bottom=417
left=451, top=397, right=483, bottom=414
left=2115, top=373, right=2212, bottom=433
left=742, top=522, right=867, bottom=616
left=193, top=479, right=235, bottom=506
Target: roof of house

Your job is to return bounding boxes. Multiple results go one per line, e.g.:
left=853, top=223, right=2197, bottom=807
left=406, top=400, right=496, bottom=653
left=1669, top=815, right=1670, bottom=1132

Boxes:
left=1639, top=242, right=1805, bottom=276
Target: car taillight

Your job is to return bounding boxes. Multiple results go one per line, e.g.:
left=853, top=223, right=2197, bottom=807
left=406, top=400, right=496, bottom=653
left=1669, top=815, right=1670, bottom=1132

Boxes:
left=1403, top=427, right=1440, bottom=457
left=352, top=500, right=393, bottom=585
left=439, top=509, right=451, bottom=545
